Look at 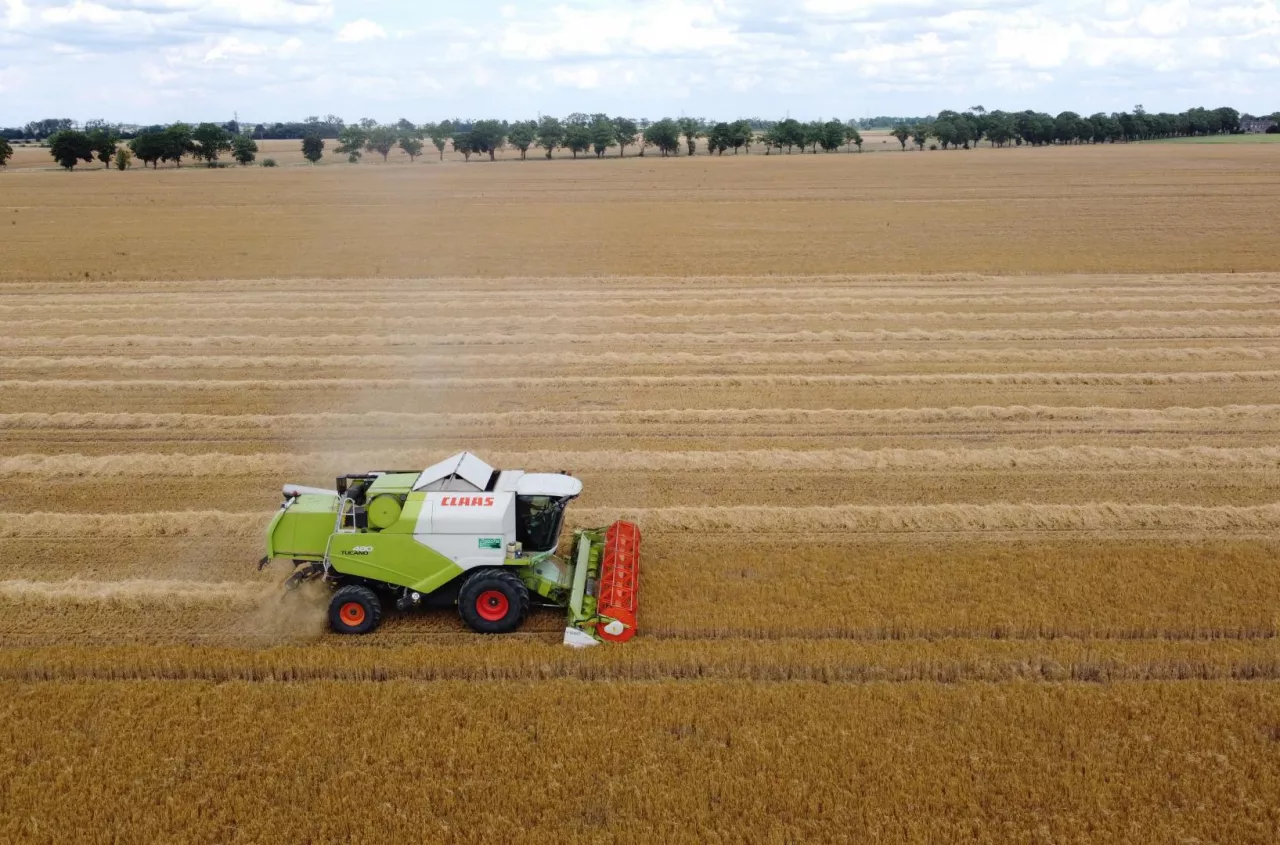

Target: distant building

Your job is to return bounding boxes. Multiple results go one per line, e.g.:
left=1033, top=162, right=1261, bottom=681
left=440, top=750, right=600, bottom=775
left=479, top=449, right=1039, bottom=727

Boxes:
left=1241, top=117, right=1276, bottom=133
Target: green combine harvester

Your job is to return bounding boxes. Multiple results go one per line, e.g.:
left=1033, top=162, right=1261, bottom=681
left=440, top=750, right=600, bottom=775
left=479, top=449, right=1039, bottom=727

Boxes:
left=259, top=452, right=639, bottom=646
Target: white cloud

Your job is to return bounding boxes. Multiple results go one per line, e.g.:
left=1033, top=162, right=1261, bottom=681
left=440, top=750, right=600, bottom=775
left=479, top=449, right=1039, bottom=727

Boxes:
left=1136, top=0, right=1190, bottom=35
left=4, top=0, right=32, bottom=28
left=335, top=17, right=384, bottom=43
left=4, top=0, right=1280, bottom=123
left=41, top=1, right=121, bottom=24
left=993, top=21, right=1081, bottom=69
left=110, top=0, right=333, bottom=27
left=500, top=1, right=738, bottom=60
left=201, top=34, right=267, bottom=61
left=550, top=65, right=601, bottom=89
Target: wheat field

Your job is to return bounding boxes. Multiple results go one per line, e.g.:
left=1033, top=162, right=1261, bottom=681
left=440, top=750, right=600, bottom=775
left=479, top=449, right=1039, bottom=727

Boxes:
left=2, top=149, right=1280, bottom=843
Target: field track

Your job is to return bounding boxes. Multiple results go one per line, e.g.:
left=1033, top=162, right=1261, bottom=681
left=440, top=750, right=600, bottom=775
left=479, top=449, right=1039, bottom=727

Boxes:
left=3, top=149, right=1280, bottom=842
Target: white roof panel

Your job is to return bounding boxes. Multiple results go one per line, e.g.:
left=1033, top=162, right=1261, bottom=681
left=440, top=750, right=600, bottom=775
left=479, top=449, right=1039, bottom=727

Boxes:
left=516, top=473, right=584, bottom=498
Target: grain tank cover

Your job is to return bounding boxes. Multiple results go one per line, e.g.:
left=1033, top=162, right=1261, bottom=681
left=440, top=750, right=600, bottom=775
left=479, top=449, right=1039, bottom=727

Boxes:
left=413, top=452, right=496, bottom=492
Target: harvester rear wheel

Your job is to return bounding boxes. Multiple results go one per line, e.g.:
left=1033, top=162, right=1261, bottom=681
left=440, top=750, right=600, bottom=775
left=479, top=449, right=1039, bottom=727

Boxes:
left=329, top=584, right=382, bottom=635
left=458, top=569, right=529, bottom=634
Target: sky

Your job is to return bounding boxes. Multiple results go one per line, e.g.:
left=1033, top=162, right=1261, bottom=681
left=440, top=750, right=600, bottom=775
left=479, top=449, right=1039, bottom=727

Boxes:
left=2, top=0, right=1277, bottom=125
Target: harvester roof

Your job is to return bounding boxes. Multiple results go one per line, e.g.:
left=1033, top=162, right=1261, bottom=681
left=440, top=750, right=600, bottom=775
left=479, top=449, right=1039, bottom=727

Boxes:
left=410, top=451, right=583, bottom=498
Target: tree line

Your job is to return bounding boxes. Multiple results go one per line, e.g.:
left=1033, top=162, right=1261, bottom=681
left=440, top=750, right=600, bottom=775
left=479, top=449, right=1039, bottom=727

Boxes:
left=890, top=105, right=1258, bottom=150
left=2, top=105, right=1274, bottom=170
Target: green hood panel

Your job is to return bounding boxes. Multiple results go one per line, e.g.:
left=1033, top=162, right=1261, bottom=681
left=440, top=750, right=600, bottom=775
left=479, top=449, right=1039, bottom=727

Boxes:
left=327, top=532, right=462, bottom=593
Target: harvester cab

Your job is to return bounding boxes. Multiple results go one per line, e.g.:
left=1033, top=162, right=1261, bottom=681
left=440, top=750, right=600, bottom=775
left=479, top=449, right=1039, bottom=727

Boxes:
left=260, top=452, right=639, bottom=647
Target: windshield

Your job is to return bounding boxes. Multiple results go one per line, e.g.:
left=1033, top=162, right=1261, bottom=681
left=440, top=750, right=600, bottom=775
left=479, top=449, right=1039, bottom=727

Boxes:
left=516, top=495, right=570, bottom=552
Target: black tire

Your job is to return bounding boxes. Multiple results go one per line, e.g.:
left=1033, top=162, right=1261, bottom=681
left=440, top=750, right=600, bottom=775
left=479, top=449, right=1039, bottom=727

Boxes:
left=329, top=584, right=382, bottom=635
left=458, top=569, right=530, bottom=634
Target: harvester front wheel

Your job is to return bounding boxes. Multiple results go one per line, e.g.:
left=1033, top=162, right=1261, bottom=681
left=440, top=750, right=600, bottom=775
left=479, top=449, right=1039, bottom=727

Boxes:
left=458, top=569, right=529, bottom=634
left=329, top=584, right=382, bottom=635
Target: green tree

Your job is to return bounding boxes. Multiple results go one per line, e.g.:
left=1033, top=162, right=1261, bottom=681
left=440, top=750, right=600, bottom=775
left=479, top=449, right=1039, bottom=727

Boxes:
left=774, top=118, right=804, bottom=153
left=453, top=131, right=475, bottom=162
left=892, top=124, right=911, bottom=150
left=398, top=134, right=424, bottom=162
left=114, top=147, right=132, bottom=170
left=677, top=117, right=703, bottom=156
left=335, top=124, right=367, bottom=162
left=536, top=116, right=564, bottom=159
left=301, top=135, right=324, bottom=164
left=86, top=123, right=118, bottom=170
left=365, top=125, right=397, bottom=161
left=469, top=120, right=507, bottom=160
left=729, top=119, right=753, bottom=154
left=23, top=118, right=73, bottom=141
left=911, top=125, right=929, bottom=151
left=506, top=120, right=537, bottom=159
left=162, top=123, right=195, bottom=167
left=931, top=119, right=956, bottom=149
left=1054, top=111, right=1084, bottom=144
left=760, top=126, right=781, bottom=155
left=129, top=132, right=166, bottom=168
left=645, top=118, right=681, bottom=157
left=705, top=122, right=730, bottom=155
left=234, top=135, right=259, bottom=165
left=0, top=137, right=13, bottom=167
left=191, top=122, right=231, bottom=165
left=425, top=122, right=451, bottom=160
left=987, top=114, right=1016, bottom=147
left=817, top=120, right=845, bottom=152
left=611, top=117, right=638, bottom=156
left=844, top=124, right=863, bottom=152
left=804, top=121, right=825, bottom=153
left=562, top=123, right=591, bottom=158
left=590, top=116, right=615, bottom=157
left=49, top=130, right=95, bottom=170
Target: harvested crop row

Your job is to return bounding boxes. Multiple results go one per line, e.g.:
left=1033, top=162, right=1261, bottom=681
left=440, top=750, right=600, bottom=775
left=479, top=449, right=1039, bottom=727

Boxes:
left=5, top=370, right=1279, bottom=392
left=6, top=535, right=1275, bottom=641
left=6, top=639, right=1280, bottom=683
left=10, top=308, right=1280, bottom=335
left=6, top=503, right=1280, bottom=540
left=6, top=275, right=1275, bottom=301
left=5, top=446, right=1279, bottom=478
left=11, top=348, right=1280, bottom=372
left=3, top=404, right=1278, bottom=432
left=14, top=468, right=1279, bottom=516
left=9, top=293, right=1280, bottom=324
left=7, top=327, right=1280, bottom=356
left=0, top=578, right=272, bottom=606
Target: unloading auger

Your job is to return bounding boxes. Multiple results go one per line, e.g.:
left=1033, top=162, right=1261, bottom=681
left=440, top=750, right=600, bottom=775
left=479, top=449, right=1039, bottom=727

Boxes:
left=258, top=452, right=639, bottom=647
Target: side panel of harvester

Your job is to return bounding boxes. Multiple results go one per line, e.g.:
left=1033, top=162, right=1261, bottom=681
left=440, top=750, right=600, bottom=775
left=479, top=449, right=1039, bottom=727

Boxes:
left=325, top=492, right=468, bottom=592
left=415, top=491, right=514, bottom=571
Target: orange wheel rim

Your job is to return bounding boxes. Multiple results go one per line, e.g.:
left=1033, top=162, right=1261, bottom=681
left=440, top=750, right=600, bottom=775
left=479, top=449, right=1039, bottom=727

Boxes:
left=339, top=601, right=366, bottom=627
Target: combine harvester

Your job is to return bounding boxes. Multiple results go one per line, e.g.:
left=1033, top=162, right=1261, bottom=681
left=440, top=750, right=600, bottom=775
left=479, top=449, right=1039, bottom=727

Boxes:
left=259, top=452, right=639, bottom=647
